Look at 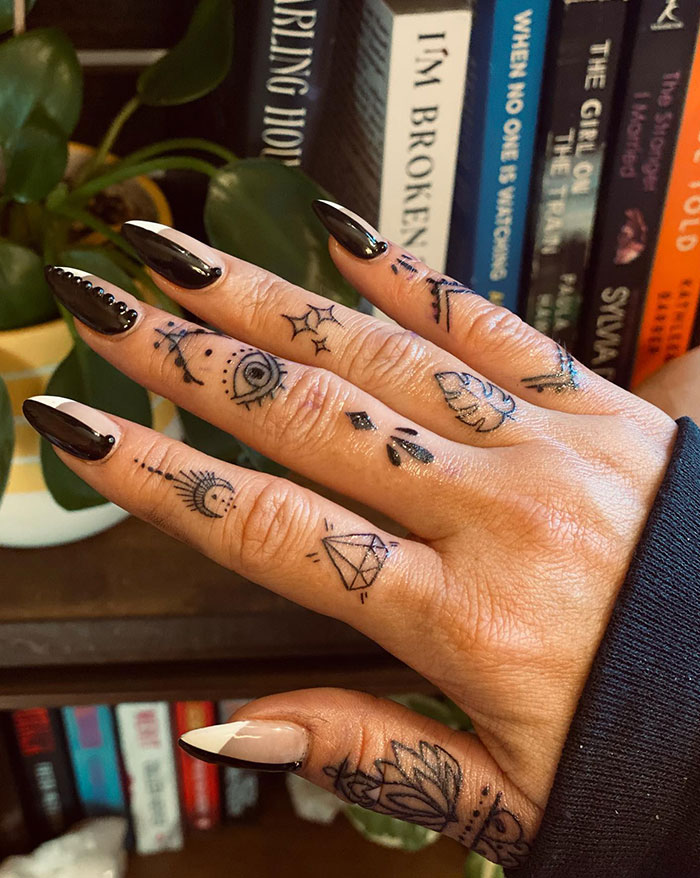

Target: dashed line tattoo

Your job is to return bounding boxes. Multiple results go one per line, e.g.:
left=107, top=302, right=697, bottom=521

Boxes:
left=435, top=372, right=516, bottom=432
left=153, top=321, right=217, bottom=385
left=459, top=786, right=530, bottom=868
left=283, top=304, right=342, bottom=356
left=346, top=411, right=434, bottom=468
left=427, top=277, right=473, bottom=332
left=390, top=253, right=419, bottom=275
left=134, top=458, right=236, bottom=518
left=520, top=344, right=580, bottom=393
left=223, top=347, right=287, bottom=407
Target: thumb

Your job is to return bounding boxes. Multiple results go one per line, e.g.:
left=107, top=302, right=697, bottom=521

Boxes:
left=178, top=688, right=540, bottom=868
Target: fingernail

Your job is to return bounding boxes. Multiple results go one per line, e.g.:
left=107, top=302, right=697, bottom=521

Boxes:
left=45, top=266, right=141, bottom=335
left=312, top=200, right=388, bottom=260
left=121, top=221, right=224, bottom=290
left=23, top=396, right=120, bottom=461
left=178, top=720, right=308, bottom=772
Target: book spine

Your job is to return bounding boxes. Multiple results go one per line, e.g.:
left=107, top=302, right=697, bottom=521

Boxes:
left=236, top=0, right=339, bottom=169
left=468, top=0, right=551, bottom=311
left=0, top=720, right=31, bottom=856
left=61, top=705, right=126, bottom=818
left=631, top=27, right=700, bottom=386
left=521, top=0, right=629, bottom=345
left=174, top=702, right=221, bottom=830
left=8, top=708, right=80, bottom=841
left=379, top=4, right=472, bottom=272
left=218, top=700, right=259, bottom=819
left=579, top=0, right=700, bottom=387
left=115, top=702, right=183, bottom=854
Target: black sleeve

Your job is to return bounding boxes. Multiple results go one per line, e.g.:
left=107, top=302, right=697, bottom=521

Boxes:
left=509, top=417, right=700, bottom=878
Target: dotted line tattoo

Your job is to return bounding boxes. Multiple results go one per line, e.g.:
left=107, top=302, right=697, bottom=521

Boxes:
left=520, top=344, right=580, bottom=393
left=134, top=458, right=236, bottom=518
left=223, top=347, right=287, bottom=407
left=283, top=304, right=342, bottom=355
left=346, top=411, right=435, bottom=468
left=153, top=321, right=217, bottom=385
left=435, top=372, right=516, bottom=432
left=459, top=786, right=530, bottom=868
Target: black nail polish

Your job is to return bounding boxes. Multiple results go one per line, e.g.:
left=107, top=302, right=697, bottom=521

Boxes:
left=312, top=200, right=388, bottom=259
left=177, top=738, right=301, bottom=773
left=22, top=400, right=116, bottom=461
left=121, top=223, right=223, bottom=289
left=44, top=267, right=139, bottom=335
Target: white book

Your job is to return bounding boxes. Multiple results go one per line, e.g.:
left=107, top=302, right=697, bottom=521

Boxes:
left=311, top=0, right=472, bottom=272
left=115, top=702, right=183, bottom=854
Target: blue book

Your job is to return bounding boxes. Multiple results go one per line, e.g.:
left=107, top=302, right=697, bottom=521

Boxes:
left=62, top=706, right=126, bottom=817
left=447, top=0, right=551, bottom=312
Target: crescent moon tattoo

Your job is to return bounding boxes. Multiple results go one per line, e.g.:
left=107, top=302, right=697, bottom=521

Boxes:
left=133, top=459, right=236, bottom=518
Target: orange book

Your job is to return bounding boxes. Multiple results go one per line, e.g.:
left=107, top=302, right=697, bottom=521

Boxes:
left=632, top=30, right=700, bottom=388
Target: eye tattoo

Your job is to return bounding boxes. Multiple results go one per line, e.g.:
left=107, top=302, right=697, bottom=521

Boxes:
left=223, top=347, right=287, bottom=407
left=134, top=459, right=236, bottom=518
left=283, top=304, right=342, bottom=355
left=390, top=253, right=419, bottom=276
left=323, top=740, right=462, bottom=832
left=153, top=321, right=218, bottom=385
left=458, top=786, right=530, bottom=868
left=435, top=372, right=516, bottom=433
left=346, top=412, right=434, bottom=468
left=520, top=344, right=580, bottom=393
left=426, top=276, right=473, bottom=332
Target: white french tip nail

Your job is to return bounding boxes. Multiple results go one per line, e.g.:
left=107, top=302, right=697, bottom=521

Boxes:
left=123, top=220, right=170, bottom=233
left=26, top=395, right=75, bottom=409
left=179, top=720, right=308, bottom=768
left=55, top=267, right=90, bottom=278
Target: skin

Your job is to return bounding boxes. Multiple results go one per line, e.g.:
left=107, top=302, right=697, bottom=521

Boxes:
left=38, top=225, right=693, bottom=864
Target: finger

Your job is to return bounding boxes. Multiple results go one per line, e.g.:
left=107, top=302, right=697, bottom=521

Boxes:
left=634, top=346, right=700, bottom=423
left=44, top=266, right=492, bottom=539
left=118, top=220, right=550, bottom=447
left=178, top=688, right=540, bottom=868
left=22, top=397, right=441, bottom=650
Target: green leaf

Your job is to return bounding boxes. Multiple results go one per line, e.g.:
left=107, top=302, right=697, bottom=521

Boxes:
left=0, top=239, right=57, bottom=331
left=344, top=806, right=439, bottom=852
left=463, top=852, right=504, bottom=878
left=137, top=0, right=233, bottom=106
left=390, top=694, right=472, bottom=731
left=0, top=0, right=38, bottom=34
left=41, top=341, right=151, bottom=510
left=0, top=375, right=14, bottom=504
left=205, top=159, right=359, bottom=307
left=4, top=108, right=68, bottom=203
left=58, top=248, right=139, bottom=296
left=0, top=29, right=82, bottom=145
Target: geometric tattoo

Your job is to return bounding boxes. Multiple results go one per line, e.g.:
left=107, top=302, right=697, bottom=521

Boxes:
left=346, top=411, right=435, bottom=468
left=283, top=304, right=342, bottom=355
left=426, top=277, right=473, bottom=332
left=133, top=458, right=235, bottom=518
left=459, top=786, right=531, bottom=868
left=153, top=321, right=217, bottom=385
left=223, top=347, right=287, bottom=408
left=520, top=344, right=580, bottom=393
left=434, top=372, right=516, bottom=432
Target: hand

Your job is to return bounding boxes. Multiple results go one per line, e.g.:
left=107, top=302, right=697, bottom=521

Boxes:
left=633, top=345, right=700, bottom=424
left=26, top=203, right=677, bottom=868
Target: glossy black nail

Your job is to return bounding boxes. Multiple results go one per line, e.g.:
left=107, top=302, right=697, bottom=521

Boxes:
left=177, top=739, right=301, bottom=773
left=22, top=400, right=116, bottom=461
left=121, top=222, right=223, bottom=290
left=312, top=199, right=388, bottom=259
left=44, top=267, right=139, bottom=335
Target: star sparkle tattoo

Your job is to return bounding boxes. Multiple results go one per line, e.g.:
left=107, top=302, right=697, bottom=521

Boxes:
left=134, top=458, right=236, bottom=518
left=153, top=321, right=217, bottom=385
left=223, top=347, right=287, bottom=407
left=427, top=276, right=473, bottom=332
left=283, top=304, right=341, bottom=355
left=435, top=372, right=516, bottom=432
left=459, top=786, right=530, bottom=868
left=520, top=344, right=580, bottom=393
left=346, top=412, right=434, bottom=468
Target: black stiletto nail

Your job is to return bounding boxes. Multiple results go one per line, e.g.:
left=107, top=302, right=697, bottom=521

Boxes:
left=312, top=199, right=388, bottom=259
left=121, top=222, right=223, bottom=289
left=22, top=400, right=116, bottom=461
left=177, top=739, right=301, bottom=773
left=44, top=267, right=139, bottom=335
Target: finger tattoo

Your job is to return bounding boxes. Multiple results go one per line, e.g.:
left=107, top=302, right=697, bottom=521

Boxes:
left=134, top=458, right=236, bottom=518
left=283, top=304, right=342, bottom=356
left=427, top=276, right=473, bottom=332
left=459, top=786, right=531, bottom=867
left=346, top=412, right=434, bottom=468
left=520, top=344, right=580, bottom=393
left=224, top=348, right=287, bottom=407
left=435, top=372, right=516, bottom=432
left=153, top=321, right=218, bottom=385
left=391, top=253, right=419, bottom=275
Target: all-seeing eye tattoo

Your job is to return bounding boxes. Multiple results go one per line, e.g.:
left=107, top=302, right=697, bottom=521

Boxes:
left=223, top=347, right=287, bottom=407
left=520, top=344, right=580, bottom=393
left=283, top=304, right=342, bottom=355
left=153, top=321, right=217, bottom=385
left=346, top=412, right=434, bottom=468
left=134, top=458, right=236, bottom=518
left=435, top=372, right=516, bottom=432
left=459, top=786, right=531, bottom=868
left=427, top=277, right=473, bottom=332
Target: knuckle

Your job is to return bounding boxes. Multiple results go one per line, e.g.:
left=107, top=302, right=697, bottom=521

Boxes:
left=461, top=300, right=533, bottom=355
left=236, top=480, right=311, bottom=570
left=347, top=325, right=426, bottom=388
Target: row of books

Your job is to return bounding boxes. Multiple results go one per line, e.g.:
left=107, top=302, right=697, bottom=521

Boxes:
left=0, top=701, right=257, bottom=858
left=233, top=0, right=700, bottom=389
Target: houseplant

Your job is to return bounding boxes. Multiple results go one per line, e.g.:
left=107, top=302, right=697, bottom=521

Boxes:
left=0, top=0, right=357, bottom=546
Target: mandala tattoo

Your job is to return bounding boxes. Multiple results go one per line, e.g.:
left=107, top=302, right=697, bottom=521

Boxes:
left=346, top=412, right=434, bottom=468
left=283, top=304, right=341, bottom=355
left=133, top=458, right=235, bottom=518
left=435, top=372, right=516, bottom=432
left=520, top=344, right=580, bottom=393
left=427, top=276, right=473, bottom=332
left=459, top=786, right=530, bottom=868
left=223, top=347, right=287, bottom=407
left=153, top=321, right=217, bottom=385
left=390, top=253, right=419, bottom=276
left=323, top=740, right=462, bottom=832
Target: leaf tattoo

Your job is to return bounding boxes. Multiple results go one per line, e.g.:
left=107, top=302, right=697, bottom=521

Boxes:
left=435, top=372, right=516, bottom=432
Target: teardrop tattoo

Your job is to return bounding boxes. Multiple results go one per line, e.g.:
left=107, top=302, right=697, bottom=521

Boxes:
left=346, top=412, right=434, bottom=468
left=153, top=321, right=218, bottom=385
left=224, top=347, right=287, bottom=407
left=134, top=458, right=236, bottom=518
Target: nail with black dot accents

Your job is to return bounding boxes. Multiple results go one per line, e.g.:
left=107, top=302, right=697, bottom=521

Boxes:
left=45, top=266, right=141, bottom=335
left=121, top=220, right=224, bottom=290
left=312, top=200, right=388, bottom=260
left=178, top=720, right=308, bottom=772
left=22, top=396, right=120, bottom=462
